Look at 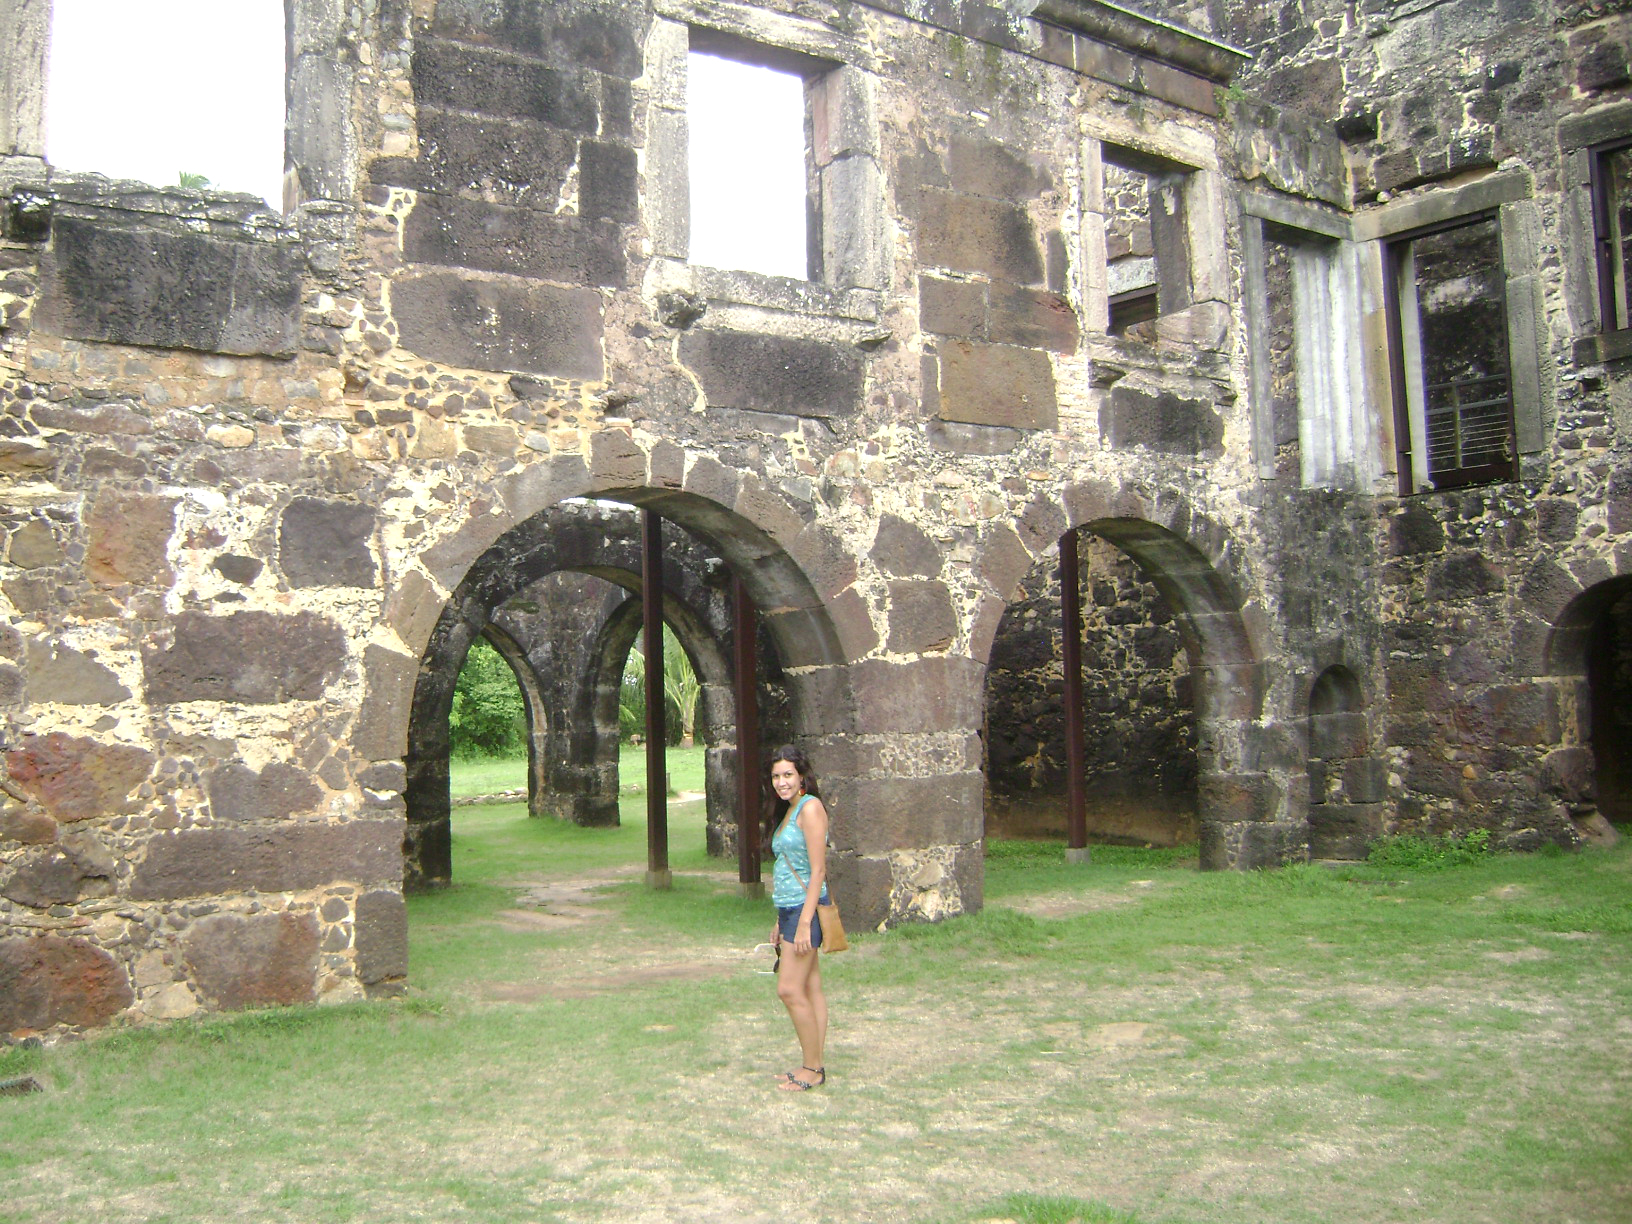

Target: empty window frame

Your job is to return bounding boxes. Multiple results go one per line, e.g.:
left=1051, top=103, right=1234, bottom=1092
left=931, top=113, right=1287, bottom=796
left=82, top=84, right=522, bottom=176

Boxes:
left=1384, top=213, right=1518, bottom=493
left=45, top=0, right=287, bottom=208
left=1102, top=145, right=1192, bottom=338
left=1590, top=137, right=1632, bottom=333
left=686, top=47, right=810, bottom=279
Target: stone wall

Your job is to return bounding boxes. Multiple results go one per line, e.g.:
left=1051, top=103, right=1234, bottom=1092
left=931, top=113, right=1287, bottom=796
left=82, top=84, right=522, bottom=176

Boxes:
left=6, top=0, right=1626, bottom=1031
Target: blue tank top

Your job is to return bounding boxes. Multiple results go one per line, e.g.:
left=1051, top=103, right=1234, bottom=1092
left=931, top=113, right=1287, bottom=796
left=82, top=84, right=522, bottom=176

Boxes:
left=771, top=795, right=829, bottom=908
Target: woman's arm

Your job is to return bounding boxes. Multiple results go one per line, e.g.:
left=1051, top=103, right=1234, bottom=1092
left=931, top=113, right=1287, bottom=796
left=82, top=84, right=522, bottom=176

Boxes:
left=794, top=797, right=829, bottom=953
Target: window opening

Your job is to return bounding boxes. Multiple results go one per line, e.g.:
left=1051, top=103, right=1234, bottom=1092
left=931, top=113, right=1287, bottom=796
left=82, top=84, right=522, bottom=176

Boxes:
left=1102, top=146, right=1192, bottom=337
left=686, top=50, right=809, bottom=279
left=1385, top=213, right=1517, bottom=493
left=1591, top=139, right=1632, bottom=332
left=46, top=0, right=286, bottom=209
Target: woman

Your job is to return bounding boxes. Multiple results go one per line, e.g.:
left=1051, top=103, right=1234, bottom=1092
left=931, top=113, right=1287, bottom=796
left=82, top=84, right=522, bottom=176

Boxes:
left=767, top=744, right=829, bottom=1091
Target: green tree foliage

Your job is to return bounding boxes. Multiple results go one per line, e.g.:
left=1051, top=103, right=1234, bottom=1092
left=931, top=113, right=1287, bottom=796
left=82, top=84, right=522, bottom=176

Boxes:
left=449, top=637, right=526, bottom=758
left=620, top=626, right=702, bottom=745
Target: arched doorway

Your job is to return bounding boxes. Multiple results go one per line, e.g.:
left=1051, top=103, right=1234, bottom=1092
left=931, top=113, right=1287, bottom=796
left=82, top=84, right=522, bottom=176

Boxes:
left=1547, top=575, right=1632, bottom=838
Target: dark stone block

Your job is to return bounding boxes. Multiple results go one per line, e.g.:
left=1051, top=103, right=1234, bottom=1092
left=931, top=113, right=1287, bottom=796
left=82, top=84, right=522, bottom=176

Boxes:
left=885, top=580, right=957, bottom=654
left=2, top=846, right=91, bottom=906
left=1427, top=552, right=1504, bottom=601
left=371, top=108, right=577, bottom=204
left=143, top=611, right=347, bottom=705
left=987, top=283, right=1080, bottom=353
left=355, top=888, right=409, bottom=988
left=23, top=640, right=130, bottom=705
left=915, top=188, right=1043, bottom=284
left=948, top=135, right=1052, bottom=200
left=1102, top=385, right=1223, bottom=456
left=826, top=850, right=891, bottom=932
left=1199, top=820, right=1307, bottom=870
left=579, top=140, right=639, bottom=223
left=1389, top=505, right=1445, bottom=556
left=3, top=732, right=154, bottom=823
left=279, top=498, right=378, bottom=589
left=1540, top=747, right=1594, bottom=803
left=1342, top=757, right=1389, bottom=804
left=974, top=523, right=1031, bottom=600
left=412, top=39, right=599, bottom=131
left=1199, top=772, right=1279, bottom=822
left=182, top=911, right=320, bottom=1010
left=431, top=0, right=645, bottom=78
left=849, top=656, right=985, bottom=734
left=213, top=555, right=263, bottom=585
left=0, top=936, right=132, bottom=1030
left=1484, top=684, right=1560, bottom=746
left=1518, top=558, right=1584, bottom=623
left=37, top=215, right=300, bottom=357
left=679, top=328, right=863, bottom=418
left=403, top=193, right=626, bottom=287
left=1307, top=803, right=1385, bottom=860
left=925, top=419, right=1024, bottom=455
left=206, top=762, right=325, bottom=823
left=355, top=644, right=420, bottom=762
left=838, top=773, right=985, bottom=854
left=919, top=275, right=986, bottom=338
left=85, top=491, right=177, bottom=588
left=588, top=428, right=646, bottom=485
left=871, top=514, right=942, bottom=578
left=937, top=340, right=1057, bottom=430
left=128, top=819, right=404, bottom=900
left=393, top=270, right=605, bottom=380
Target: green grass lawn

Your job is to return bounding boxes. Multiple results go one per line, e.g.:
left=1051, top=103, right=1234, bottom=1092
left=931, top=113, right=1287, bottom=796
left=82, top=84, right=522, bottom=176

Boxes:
left=3, top=756, right=1629, bottom=1224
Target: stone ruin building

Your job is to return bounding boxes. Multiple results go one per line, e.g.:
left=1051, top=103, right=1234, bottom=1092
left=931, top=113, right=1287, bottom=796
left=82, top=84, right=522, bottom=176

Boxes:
left=2, top=0, right=1630, bottom=1031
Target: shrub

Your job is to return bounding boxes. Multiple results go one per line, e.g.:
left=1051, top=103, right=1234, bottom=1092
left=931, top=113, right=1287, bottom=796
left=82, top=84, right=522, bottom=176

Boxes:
left=1366, top=828, right=1493, bottom=871
left=449, top=637, right=526, bottom=758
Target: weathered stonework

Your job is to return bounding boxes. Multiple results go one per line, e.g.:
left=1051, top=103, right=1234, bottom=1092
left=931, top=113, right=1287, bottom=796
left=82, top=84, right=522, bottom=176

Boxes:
left=0, top=0, right=1627, bottom=1030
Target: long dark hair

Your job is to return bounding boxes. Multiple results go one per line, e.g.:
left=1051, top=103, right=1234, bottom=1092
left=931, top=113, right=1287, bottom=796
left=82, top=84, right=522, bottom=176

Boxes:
left=763, top=744, right=819, bottom=851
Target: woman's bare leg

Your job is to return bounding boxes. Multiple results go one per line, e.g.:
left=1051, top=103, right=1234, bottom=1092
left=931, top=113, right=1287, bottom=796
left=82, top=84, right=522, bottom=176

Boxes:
left=775, top=947, right=825, bottom=1087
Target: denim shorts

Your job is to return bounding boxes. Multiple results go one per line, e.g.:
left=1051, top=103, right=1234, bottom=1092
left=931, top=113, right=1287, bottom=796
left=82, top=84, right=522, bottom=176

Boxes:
left=776, top=905, right=823, bottom=949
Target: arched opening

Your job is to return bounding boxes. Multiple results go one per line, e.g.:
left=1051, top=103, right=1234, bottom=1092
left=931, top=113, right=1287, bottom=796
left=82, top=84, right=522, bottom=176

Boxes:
left=1548, top=575, right=1632, bottom=839
left=1305, top=664, right=1383, bottom=859
left=984, top=527, right=1198, bottom=846
left=402, top=494, right=822, bottom=890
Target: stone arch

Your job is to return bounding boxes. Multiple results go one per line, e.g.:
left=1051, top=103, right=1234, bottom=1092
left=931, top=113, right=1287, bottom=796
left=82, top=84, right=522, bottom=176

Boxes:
left=377, top=448, right=864, bottom=892
left=973, top=482, right=1299, bottom=869
left=1304, top=664, right=1385, bottom=859
left=1544, top=575, right=1632, bottom=831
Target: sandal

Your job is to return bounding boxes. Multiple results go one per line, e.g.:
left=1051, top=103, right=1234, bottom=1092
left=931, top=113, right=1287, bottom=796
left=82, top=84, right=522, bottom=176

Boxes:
left=780, top=1066, right=826, bottom=1091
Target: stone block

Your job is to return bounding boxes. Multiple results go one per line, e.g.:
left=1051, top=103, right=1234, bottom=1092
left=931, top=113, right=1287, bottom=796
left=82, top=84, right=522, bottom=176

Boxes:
left=1484, top=684, right=1560, bottom=746
left=948, top=135, right=1052, bottom=201
left=404, top=192, right=627, bottom=287
left=974, top=522, right=1031, bottom=598
left=987, top=283, right=1080, bottom=353
left=885, top=580, right=957, bottom=654
left=849, top=656, right=985, bottom=734
left=279, top=498, right=377, bottom=588
left=0, top=803, right=57, bottom=845
left=393, top=270, right=606, bottom=380
left=915, top=188, right=1043, bottom=284
left=1519, top=557, right=1584, bottom=624
left=385, top=569, right=445, bottom=655
left=143, top=611, right=347, bottom=705
left=354, top=645, right=419, bottom=762
left=0, top=439, right=55, bottom=477
left=588, top=428, right=646, bottom=485
left=182, top=911, right=320, bottom=1010
left=1102, top=385, right=1224, bottom=456
left=85, top=491, right=177, bottom=588
left=411, top=38, right=599, bottom=131
left=1307, top=803, right=1385, bottom=860
left=355, top=888, right=409, bottom=989
left=826, top=850, right=892, bottom=932
left=8, top=520, right=61, bottom=569
left=871, top=514, right=942, bottom=578
left=37, top=216, right=301, bottom=357
left=1388, top=505, right=1444, bottom=556
left=919, top=275, right=986, bottom=338
left=579, top=140, right=639, bottom=223
left=836, top=773, right=984, bottom=854
left=1199, top=771, right=1279, bottom=822
left=23, top=639, right=129, bottom=704
left=937, top=340, right=1057, bottom=431
left=1539, top=747, right=1594, bottom=803
left=206, top=761, right=325, bottom=823
left=372, top=108, right=577, bottom=203
left=1342, top=757, right=1389, bottom=804
left=0, top=936, right=132, bottom=1031
left=3, top=732, right=154, bottom=822
left=2, top=844, right=105, bottom=906
left=1427, top=552, right=1504, bottom=602
left=128, top=819, right=404, bottom=900
left=925, top=419, right=1024, bottom=455
left=1199, top=820, right=1308, bottom=870
left=679, top=328, right=864, bottom=419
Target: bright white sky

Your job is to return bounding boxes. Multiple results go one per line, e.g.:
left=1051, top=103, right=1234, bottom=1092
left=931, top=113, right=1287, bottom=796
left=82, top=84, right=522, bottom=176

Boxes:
left=686, top=53, right=807, bottom=279
left=45, top=8, right=804, bottom=276
left=47, top=0, right=287, bottom=207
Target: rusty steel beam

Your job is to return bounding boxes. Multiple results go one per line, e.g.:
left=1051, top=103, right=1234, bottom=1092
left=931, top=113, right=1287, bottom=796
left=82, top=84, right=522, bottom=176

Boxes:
left=1060, top=527, right=1090, bottom=860
left=642, top=508, right=671, bottom=888
left=732, top=574, right=763, bottom=895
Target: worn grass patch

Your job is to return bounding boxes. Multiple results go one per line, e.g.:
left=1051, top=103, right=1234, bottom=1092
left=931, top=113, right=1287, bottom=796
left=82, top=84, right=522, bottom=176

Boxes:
left=3, top=768, right=1629, bottom=1224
